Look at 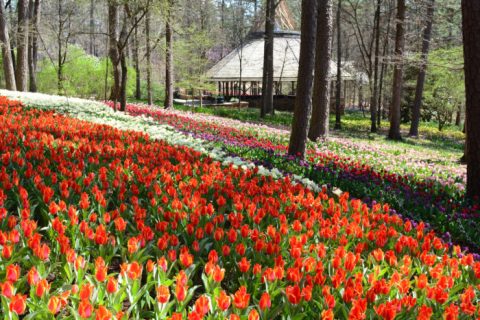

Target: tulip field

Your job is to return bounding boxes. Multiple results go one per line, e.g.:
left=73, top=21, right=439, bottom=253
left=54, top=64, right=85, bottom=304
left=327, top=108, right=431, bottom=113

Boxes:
left=1, top=92, right=479, bottom=319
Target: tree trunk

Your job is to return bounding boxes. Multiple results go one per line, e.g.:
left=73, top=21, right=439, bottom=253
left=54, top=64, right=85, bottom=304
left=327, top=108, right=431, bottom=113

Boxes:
left=120, top=53, right=127, bottom=111
left=409, top=0, right=434, bottom=137
left=164, top=0, right=174, bottom=109
left=461, top=0, right=480, bottom=198
left=388, top=0, right=406, bottom=141
left=370, top=0, right=381, bottom=133
left=108, top=1, right=121, bottom=105
left=133, top=23, right=141, bottom=100
left=146, top=4, right=152, bottom=105
left=455, top=104, right=462, bottom=126
left=288, top=0, right=317, bottom=158
left=16, top=0, right=29, bottom=91
left=261, top=0, right=275, bottom=117
left=57, top=0, right=63, bottom=95
left=308, top=0, right=333, bottom=141
left=0, top=0, right=16, bottom=90
left=460, top=118, right=467, bottom=164
left=89, top=0, right=95, bottom=55
left=334, top=0, right=342, bottom=130
left=27, top=0, right=40, bottom=92
left=377, top=2, right=393, bottom=126
left=119, top=22, right=128, bottom=112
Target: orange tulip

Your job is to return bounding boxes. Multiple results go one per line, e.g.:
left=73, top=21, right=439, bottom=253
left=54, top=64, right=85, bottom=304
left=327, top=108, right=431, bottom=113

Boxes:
left=232, top=286, right=250, bottom=309
left=216, top=290, right=231, bottom=311
left=157, top=285, right=170, bottom=304
left=106, top=277, right=118, bottom=294
left=35, top=279, right=50, bottom=297
left=127, top=261, right=142, bottom=280
left=78, top=300, right=93, bottom=319
left=95, top=306, right=113, bottom=320
left=48, top=296, right=61, bottom=314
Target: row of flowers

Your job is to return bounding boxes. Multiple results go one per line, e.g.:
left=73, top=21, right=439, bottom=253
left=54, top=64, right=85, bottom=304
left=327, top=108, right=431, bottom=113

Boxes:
left=0, top=89, right=475, bottom=251
left=1, top=96, right=480, bottom=319
left=0, top=90, right=322, bottom=191
left=101, top=101, right=477, bottom=253
left=122, top=102, right=465, bottom=186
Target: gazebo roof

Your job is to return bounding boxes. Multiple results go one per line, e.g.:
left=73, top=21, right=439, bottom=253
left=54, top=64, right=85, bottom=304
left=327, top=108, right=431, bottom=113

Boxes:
left=206, top=32, right=354, bottom=82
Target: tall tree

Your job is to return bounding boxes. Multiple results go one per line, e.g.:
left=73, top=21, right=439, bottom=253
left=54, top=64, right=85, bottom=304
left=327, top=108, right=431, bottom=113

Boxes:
left=145, top=1, right=153, bottom=105
left=387, top=0, right=406, bottom=140
left=27, top=0, right=40, bottom=92
left=377, top=0, right=393, bottom=126
left=53, top=0, right=76, bottom=95
left=0, top=0, right=16, bottom=90
left=308, top=0, right=333, bottom=140
left=261, top=0, right=276, bottom=117
left=370, top=0, right=381, bottom=132
left=288, top=0, right=317, bottom=158
left=409, top=0, right=435, bottom=137
left=16, top=0, right=29, bottom=91
left=133, top=22, right=141, bottom=100
left=164, top=0, right=174, bottom=109
left=89, top=0, right=95, bottom=55
left=108, top=1, right=146, bottom=111
left=461, top=0, right=480, bottom=198
left=343, top=0, right=383, bottom=131
left=108, top=1, right=121, bottom=108
left=334, top=0, right=342, bottom=130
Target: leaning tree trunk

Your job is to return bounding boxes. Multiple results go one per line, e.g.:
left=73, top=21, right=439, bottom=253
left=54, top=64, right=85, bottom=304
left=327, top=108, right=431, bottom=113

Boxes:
left=288, top=0, right=318, bottom=158
left=409, top=0, right=435, bottom=137
left=28, top=0, right=40, bottom=92
left=388, top=0, right=406, bottom=141
left=0, top=0, right=16, bottom=90
left=461, top=0, right=480, bottom=198
left=334, top=0, right=342, bottom=130
left=370, top=0, right=382, bottom=133
left=164, top=0, right=174, bottom=109
left=261, top=0, right=275, bottom=117
left=16, top=0, right=29, bottom=91
left=146, top=4, right=153, bottom=105
left=308, top=0, right=333, bottom=141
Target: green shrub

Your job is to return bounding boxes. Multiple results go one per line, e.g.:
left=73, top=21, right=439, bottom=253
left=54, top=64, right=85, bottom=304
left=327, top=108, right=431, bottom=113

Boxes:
left=36, top=45, right=136, bottom=99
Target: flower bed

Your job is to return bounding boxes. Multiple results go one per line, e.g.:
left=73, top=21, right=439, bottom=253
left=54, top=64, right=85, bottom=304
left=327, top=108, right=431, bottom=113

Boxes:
left=1, top=97, right=480, bottom=319
left=103, top=102, right=478, bottom=252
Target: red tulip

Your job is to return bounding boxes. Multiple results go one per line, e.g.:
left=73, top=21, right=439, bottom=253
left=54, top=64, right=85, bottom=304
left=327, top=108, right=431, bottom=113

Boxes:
left=259, top=292, right=271, bottom=310
left=6, top=264, right=20, bottom=282
left=9, top=294, right=27, bottom=315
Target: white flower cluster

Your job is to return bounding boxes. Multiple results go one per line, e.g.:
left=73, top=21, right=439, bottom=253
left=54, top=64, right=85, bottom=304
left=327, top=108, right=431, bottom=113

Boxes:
left=0, top=90, right=322, bottom=192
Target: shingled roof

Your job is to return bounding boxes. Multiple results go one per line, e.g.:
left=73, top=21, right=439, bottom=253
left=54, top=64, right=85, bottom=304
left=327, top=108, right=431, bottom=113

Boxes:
left=206, top=32, right=354, bottom=82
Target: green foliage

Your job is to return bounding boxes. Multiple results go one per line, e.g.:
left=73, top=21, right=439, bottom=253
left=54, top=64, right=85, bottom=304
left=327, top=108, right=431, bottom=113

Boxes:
left=36, top=45, right=137, bottom=99
left=174, top=28, right=216, bottom=94
left=422, top=46, right=465, bottom=130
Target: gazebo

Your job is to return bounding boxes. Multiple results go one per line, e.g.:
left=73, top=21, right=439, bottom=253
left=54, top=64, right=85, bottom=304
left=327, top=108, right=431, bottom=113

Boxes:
left=206, top=31, right=358, bottom=110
